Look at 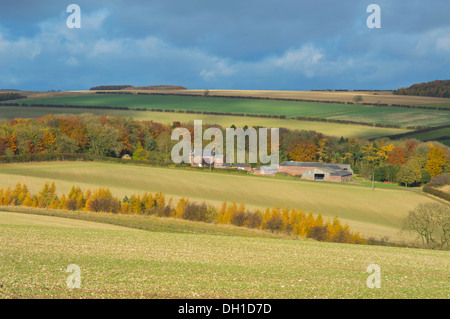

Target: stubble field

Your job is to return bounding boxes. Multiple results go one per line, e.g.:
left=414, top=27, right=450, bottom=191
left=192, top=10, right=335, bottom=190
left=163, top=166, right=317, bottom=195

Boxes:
left=1, top=211, right=448, bottom=299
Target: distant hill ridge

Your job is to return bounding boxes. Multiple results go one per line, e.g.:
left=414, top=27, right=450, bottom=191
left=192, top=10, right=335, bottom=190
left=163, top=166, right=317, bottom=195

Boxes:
left=90, top=85, right=187, bottom=91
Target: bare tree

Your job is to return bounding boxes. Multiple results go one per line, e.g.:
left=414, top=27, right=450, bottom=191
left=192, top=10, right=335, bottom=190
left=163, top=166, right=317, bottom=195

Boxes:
left=402, top=203, right=450, bottom=249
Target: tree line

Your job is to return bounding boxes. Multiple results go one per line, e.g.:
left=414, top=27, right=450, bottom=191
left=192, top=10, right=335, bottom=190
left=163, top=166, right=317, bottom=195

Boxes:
left=1, top=114, right=449, bottom=185
left=90, top=85, right=187, bottom=90
left=0, top=182, right=365, bottom=245
left=0, top=92, right=26, bottom=101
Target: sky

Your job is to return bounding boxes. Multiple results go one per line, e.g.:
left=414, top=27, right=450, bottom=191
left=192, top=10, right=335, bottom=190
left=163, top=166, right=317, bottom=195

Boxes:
left=0, top=0, right=449, bottom=91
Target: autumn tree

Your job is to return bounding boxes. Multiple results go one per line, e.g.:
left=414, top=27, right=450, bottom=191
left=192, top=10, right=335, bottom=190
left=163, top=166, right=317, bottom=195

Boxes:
left=38, top=182, right=57, bottom=207
left=86, top=187, right=121, bottom=213
left=397, top=160, right=422, bottom=187
left=412, top=144, right=430, bottom=169
left=405, top=140, right=418, bottom=156
left=288, top=140, right=317, bottom=162
left=263, top=208, right=283, bottom=233
left=386, top=146, right=408, bottom=165
left=59, top=117, right=89, bottom=150
left=425, top=144, right=446, bottom=177
left=132, top=141, right=149, bottom=161
left=86, top=123, right=122, bottom=157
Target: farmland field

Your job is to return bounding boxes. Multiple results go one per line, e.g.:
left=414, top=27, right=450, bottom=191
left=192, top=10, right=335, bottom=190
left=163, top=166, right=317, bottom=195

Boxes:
left=181, top=89, right=450, bottom=106
left=322, top=107, right=450, bottom=128
left=399, top=127, right=450, bottom=147
left=18, top=94, right=374, bottom=117
left=0, top=106, right=410, bottom=140
left=1, top=211, right=448, bottom=298
left=15, top=93, right=450, bottom=128
left=0, top=206, right=285, bottom=239
left=0, top=161, right=444, bottom=241
left=402, top=127, right=450, bottom=140
left=20, top=88, right=450, bottom=106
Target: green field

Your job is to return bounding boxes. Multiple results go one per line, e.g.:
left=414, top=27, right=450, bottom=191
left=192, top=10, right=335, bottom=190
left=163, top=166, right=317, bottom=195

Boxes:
left=397, top=127, right=450, bottom=147
left=405, top=127, right=450, bottom=140
left=16, top=93, right=450, bottom=128
left=0, top=106, right=410, bottom=140
left=322, top=107, right=450, bottom=128
left=1, top=210, right=448, bottom=298
left=403, top=127, right=450, bottom=147
left=0, top=161, right=444, bottom=241
left=19, top=94, right=369, bottom=117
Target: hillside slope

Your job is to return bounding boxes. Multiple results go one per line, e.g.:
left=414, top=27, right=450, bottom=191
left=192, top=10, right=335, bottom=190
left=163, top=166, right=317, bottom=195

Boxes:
left=1, top=212, right=448, bottom=298
left=0, top=161, right=444, bottom=241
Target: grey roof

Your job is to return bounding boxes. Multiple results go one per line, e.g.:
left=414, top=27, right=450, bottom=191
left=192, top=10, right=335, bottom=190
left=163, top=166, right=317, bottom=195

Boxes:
left=319, top=167, right=340, bottom=174
left=280, top=161, right=326, bottom=167
left=325, top=164, right=343, bottom=170
left=281, top=161, right=351, bottom=171
left=330, top=170, right=353, bottom=177
left=303, top=167, right=336, bottom=174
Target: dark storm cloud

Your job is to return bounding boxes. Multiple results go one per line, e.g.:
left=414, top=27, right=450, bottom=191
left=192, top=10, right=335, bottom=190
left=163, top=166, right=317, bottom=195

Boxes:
left=0, top=0, right=448, bottom=90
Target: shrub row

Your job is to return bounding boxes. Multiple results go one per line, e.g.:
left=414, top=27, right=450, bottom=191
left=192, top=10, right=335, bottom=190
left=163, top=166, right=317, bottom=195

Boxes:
left=390, top=104, right=450, bottom=111
left=90, top=85, right=133, bottom=90
left=0, top=93, right=26, bottom=101
left=379, top=124, right=450, bottom=141
left=294, top=116, right=401, bottom=128
left=427, top=174, right=450, bottom=188
left=423, top=185, right=450, bottom=202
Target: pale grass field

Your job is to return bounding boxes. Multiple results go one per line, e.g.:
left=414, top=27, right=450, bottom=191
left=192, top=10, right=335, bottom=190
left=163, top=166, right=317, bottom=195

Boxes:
left=0, top=207, right=287, bottom=239
left=154, top=89, right=450, bottom=106
left=0, top=161, right=445, bottom=241
left=0, top=212, right=448, bottom=298
left=0, top=210, right=130, bottom=230
left=438, top=185, right=450, bottom=193
left=21, top=89, right=450, bottom=105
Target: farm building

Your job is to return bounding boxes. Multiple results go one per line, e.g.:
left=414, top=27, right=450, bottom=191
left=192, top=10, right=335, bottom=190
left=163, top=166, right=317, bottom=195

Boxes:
left=254, top=165, right=279, bottom=176
left=301, top=167, right=353, bottom=182
left=223, top=163, right=254, bottom=172
left=278, top=161, right=353, bottom=182
left=189, top=149, right=225, bottom=168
